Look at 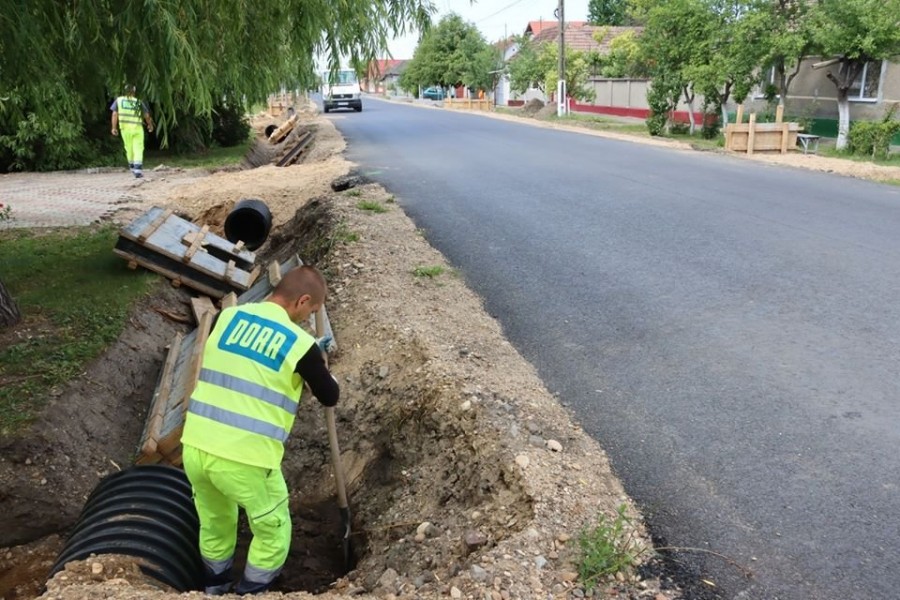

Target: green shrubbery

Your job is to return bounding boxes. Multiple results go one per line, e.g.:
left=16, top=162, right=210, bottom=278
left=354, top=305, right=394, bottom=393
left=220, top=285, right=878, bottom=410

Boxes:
left=847, top=104, right=900, bottom=160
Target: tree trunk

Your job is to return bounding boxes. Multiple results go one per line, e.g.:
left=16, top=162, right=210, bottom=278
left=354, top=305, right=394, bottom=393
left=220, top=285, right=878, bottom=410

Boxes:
left=683, top=86, right=696, bottom=135
left=720, top=103, right=729, bottom=127
left=836, top=89, right=850, bottom=150
left=0, top=277, right=21, bottom=329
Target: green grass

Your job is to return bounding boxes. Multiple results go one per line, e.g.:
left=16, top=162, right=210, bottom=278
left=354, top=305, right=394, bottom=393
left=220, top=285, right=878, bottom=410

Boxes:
left=143, top=138, right=254, bottom=170
left=820, top=147, right=900, bottom=167
left=412, top=265, right=445, bottom=278
left=356, top=200, right=389, bottom=213
left=548, top=112, right=649, bottom=135
left=0, top=226, right=157, bottom=434
left=578, top=504, right=642, bottom=590
left=332, top=223, right=360, bottom=244
left=344, top=189, right=362, bottom=197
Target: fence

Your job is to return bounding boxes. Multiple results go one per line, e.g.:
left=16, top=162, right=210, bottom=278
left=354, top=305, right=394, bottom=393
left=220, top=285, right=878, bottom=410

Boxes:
left=444, top=98, right=492, bottom=112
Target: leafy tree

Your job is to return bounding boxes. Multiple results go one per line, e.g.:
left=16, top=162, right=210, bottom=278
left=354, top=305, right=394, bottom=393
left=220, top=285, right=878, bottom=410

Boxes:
left=0, top=0, right=434, bottom=171
left=761, top=0, right=814, bottom=110
left=589, top=0, right=629, bottom=25
left=508, top=37, right=596, bottom=102
left=637, top=0, right=711, bottom=134
left=400, top=14, right=499, bottom=94
left=808, top=0, right=900, bottom=149
left=589, top=30, right=649, bottom=78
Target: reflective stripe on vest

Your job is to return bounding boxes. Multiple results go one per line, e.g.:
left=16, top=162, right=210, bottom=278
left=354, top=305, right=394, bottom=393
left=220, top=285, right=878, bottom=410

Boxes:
left=116, top=96, right=143, bottom=128
left=197, top=368, right=297, bottom=414
left=188, top=399, right=289, bottom=443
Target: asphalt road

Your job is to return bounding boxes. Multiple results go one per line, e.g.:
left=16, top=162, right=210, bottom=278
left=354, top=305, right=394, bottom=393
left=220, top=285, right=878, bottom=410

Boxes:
left=325, top=96, right=900, bottom=600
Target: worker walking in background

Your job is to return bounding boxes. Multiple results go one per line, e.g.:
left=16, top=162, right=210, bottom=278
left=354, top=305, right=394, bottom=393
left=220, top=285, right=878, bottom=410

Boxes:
left=180, top=266, right=340, bottom=595
left=110, top=84, right=154, bottom=178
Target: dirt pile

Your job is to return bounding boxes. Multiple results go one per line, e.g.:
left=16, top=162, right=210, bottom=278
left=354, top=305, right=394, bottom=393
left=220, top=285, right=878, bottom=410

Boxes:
left=522, top=99, right=545, bottom=117
left=3, top=111, right=681, bottom=600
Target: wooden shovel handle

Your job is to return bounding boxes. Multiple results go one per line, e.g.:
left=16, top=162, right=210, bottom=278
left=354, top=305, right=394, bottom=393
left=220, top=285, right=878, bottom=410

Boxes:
left=325, top=406, right=348, bottom=511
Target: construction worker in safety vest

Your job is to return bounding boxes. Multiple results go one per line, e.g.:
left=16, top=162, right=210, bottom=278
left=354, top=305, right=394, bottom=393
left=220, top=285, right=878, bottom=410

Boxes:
left=181, top=265, right=340, bottom=595
left=110, top=84, right=154, bottom=179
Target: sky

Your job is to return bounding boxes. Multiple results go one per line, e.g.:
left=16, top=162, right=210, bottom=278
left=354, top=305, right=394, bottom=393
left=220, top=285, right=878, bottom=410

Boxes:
left=387, top=0, right=590, bottom=59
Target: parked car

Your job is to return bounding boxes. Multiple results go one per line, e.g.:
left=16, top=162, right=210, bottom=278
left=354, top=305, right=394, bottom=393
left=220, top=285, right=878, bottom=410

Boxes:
left=422, top=87, right=445, bottom=101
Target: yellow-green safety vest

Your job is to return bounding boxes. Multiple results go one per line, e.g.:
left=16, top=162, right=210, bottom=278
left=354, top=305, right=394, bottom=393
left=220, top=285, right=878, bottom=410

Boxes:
left=181, top=302, right=315, bottom=470
left=116, top=96, right=144, bottom=130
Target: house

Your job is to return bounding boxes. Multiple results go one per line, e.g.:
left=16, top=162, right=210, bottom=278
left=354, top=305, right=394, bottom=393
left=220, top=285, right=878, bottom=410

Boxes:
left=744, top=59, right=900, bottom=141
left=498, top=21, right=642, bottom=107
left=363, top=59, right=409, bottom=94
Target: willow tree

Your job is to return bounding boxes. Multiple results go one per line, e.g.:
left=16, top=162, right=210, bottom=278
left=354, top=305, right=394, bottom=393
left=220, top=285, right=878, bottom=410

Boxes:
left=0, top=0, right=434, bottom=170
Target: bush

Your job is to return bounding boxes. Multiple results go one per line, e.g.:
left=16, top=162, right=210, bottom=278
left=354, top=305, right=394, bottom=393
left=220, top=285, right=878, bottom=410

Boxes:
left=211, top=102, right=251, bottom=147
left=847, top=104, right=900, bottom=160
left=646, top=80, right=676, bottom=136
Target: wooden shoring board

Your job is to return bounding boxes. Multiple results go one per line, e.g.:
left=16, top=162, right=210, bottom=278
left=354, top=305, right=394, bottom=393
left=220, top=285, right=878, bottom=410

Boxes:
left=237, top=255, right=302, bottom=304
left=268, top=114, right=298, bottom=144
left=136, top=331, right=184, bottom=461
left=156, top=310, right=214, bottom=457
left=276, top=132, right=313, bottom=167
left=190, top=296, right=217, bottom=324
left=153, top=329, right=198, bottom=457
left=119, top=207, right=258, bottom=288
left=114, top=241, right=231, bottom=298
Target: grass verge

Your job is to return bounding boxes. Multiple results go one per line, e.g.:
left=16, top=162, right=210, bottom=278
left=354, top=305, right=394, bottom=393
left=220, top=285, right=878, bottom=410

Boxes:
left=143, top=138, right=254, bottom=170
left=0, top=226, right=158, bottom=435
left=413, top=265, right=445, bottom=278
left=357, top=200, right=389, bottom=213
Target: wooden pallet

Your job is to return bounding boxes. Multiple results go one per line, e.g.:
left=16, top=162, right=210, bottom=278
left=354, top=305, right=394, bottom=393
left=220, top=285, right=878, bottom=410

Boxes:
left=135, top=255, right=334, bottom=466
left=115, top=207, right=261, bottom=298
left=275, top=131, right=313, bottom=167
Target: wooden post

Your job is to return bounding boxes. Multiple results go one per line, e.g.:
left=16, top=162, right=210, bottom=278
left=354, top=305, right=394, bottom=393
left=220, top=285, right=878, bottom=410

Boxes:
left=781, top=123, right=791, bottom=154
left=735, top=105, right=744, bottom=125
left=747, top=113, right=757, bottom=155
left=775, top=104, right=784, bottom=124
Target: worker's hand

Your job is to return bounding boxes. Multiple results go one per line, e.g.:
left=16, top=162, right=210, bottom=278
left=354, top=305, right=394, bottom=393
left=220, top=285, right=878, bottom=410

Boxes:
left=111, top=128, right=118, bottom=136
left=316, top=335, right=334, bottom=354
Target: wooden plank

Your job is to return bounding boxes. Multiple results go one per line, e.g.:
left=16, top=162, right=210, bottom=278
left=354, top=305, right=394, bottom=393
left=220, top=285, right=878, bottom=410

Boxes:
left=780, top=123, right=790, bottom=154
left=268, top=261, right=283, bottom=287
left=747, top=113, right=757, bottom=156
left=136, top=209, right=173, bottom=242
left=183, top=224, right=210, bottom=263
left=775, top=104, right=784, bottom=124
left=735, top=105, right=744, bottom=125
left=114, top=245, right=227, bottom=299
left=231, top=240, right=245, bottom=253
left=139, top=332, right=184, bottom=457
left=236, top=255, right=301, bottom=304
left=182, top=310, right=214, bottom=408
left=225, top=260, right=236, bottom=284
left=190, top=296, right=217, bottom=323
left=221, top=292, right=238, bottom=309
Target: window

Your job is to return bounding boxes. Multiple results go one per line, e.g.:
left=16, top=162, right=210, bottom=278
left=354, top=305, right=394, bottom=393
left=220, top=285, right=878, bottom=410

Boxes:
left=753, top=66, right=784, bottom=100
left=848, top=61, right=883, bottom=102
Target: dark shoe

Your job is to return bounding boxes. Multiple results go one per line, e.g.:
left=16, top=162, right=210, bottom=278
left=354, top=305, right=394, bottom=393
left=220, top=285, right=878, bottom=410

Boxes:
left=204, top=568, right=233, bottom=595
left=134, top=172, right=144, bottom=178
left=234, top=578, right=271, bottom=595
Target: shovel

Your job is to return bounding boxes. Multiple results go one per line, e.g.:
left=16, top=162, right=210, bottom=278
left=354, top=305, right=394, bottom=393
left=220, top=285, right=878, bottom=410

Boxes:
left=324, top=406, right=353, bottom=569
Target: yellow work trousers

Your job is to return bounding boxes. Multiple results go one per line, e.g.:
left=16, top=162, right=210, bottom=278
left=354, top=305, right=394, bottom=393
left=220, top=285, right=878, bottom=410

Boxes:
left=120, top=126, right=144, bottom=167
left=182, top=445, right=291, bottom=587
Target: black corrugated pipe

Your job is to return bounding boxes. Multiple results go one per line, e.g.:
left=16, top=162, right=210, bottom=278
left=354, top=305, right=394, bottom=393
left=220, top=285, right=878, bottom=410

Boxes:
left=47, top=465, right=203, bottom=592
left=224, top=198, right=273, bottom=251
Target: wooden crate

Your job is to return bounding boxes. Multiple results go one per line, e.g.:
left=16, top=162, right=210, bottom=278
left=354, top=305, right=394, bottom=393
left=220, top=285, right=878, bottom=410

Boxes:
left=115, top=206, right=260, bottom=298
left=724, top=105, right=800, bottom=155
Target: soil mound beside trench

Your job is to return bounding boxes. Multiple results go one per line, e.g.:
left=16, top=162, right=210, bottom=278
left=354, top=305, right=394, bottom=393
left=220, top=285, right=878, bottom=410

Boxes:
left=2, top=113, right=681, bottom=600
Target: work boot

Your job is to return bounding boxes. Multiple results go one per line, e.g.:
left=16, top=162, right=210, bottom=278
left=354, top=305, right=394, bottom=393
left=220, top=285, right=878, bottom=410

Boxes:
left=234, top=577, right=271, bottom=595
left=203, top=566, right=234, bottom=595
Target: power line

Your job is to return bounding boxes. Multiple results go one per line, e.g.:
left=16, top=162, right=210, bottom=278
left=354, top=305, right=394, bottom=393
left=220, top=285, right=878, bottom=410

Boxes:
left=476, top=0, right=530, bottom=23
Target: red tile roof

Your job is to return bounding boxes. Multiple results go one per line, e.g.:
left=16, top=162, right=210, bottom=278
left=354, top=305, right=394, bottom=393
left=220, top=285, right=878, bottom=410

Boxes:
left=368, top=59, right=406, bottom=79
left=531, top=23, right=642, bottom=54
left=525, top=20, right=586, bottom=36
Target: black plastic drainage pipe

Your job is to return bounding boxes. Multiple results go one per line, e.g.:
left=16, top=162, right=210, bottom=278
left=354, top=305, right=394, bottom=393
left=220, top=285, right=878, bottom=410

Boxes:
left=48, top=465, right=203, bottom=592
left=224, top=198, right=272, bottom=251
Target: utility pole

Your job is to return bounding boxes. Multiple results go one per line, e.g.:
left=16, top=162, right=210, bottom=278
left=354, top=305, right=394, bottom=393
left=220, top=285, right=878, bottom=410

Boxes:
left=555, top=0, right=567, bottom=116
